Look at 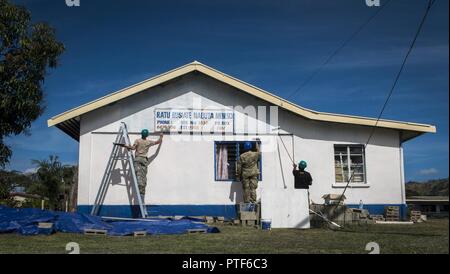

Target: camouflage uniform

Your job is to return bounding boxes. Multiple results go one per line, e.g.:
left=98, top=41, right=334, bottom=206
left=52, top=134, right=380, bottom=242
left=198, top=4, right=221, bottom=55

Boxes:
left=236, top=151, right=261, bottom=203
left=134, top=156, right=149, bottom=196
left=132, top=138, right=157, bottom=201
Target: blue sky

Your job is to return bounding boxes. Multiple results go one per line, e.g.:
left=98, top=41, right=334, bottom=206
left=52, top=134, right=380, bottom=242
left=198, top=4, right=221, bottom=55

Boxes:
left=5, top=0, right=449, bottom=181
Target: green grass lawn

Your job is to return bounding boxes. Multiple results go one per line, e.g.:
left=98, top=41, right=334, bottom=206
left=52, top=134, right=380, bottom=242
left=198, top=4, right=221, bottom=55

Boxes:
left=0, top=219, right=448, bottom=254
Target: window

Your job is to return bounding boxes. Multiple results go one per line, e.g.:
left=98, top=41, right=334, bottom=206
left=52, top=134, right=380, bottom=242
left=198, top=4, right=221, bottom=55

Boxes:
left=215, top=141, right=262, bottom=181
left=334, top=145, right=366, bottom=183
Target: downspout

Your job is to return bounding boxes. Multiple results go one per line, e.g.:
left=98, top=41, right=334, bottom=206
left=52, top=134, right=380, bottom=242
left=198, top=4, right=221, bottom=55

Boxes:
left=399, top=132, right=407, bottom=219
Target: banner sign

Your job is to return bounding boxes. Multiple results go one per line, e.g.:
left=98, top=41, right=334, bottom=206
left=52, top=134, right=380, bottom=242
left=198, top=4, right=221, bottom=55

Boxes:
left=155, top=109, right=234, bottom=133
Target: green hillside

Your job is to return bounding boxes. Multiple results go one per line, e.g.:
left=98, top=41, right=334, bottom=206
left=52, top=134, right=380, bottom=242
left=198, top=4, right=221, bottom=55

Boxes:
left=406, top=178, right=449, bottom=197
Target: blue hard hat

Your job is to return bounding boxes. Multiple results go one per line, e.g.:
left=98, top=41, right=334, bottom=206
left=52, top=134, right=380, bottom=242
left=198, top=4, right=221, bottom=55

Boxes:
left=243, top=141, right=253, bottom=151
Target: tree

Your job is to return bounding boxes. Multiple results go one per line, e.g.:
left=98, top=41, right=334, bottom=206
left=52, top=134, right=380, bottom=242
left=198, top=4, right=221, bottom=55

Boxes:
left=0, top=0, right=65, bottom=167
left=63, top=165, right=78, bottom=212
left=0, top=169, right=32, bottom=207
left=30, top=155, right=63, bottom=210
left=0, top=170, right=16, bottom=205
left=29, top=155, right=78, bottom=210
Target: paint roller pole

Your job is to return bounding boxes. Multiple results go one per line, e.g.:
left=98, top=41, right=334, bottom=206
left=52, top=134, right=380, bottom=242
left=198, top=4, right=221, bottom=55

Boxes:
left=292, top=135, right=295, bottom=164
left=271, top=127, right=291, bottom=189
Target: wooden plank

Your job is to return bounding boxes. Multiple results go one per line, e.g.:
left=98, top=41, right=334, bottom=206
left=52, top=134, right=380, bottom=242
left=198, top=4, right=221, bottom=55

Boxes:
left=375, top=221, right=414, bottom=225
left=84, top=229, right=108, bottom=235
left=386, top=206, right=400, bottom=210
left=133, top=231, right=147, bottom=237
left=242, top=220, right=257, bottom=226
left=38, top=222, right=53, bottom=229
left=240, top=211, right=258, bottom=221
left=385, top=218, right=400, bottom=222
left=369, top=215, right=385, bottom=221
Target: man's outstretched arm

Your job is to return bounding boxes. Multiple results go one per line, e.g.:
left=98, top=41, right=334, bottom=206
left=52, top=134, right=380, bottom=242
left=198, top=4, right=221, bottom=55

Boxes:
left=153, top=133, right=163, bottom=146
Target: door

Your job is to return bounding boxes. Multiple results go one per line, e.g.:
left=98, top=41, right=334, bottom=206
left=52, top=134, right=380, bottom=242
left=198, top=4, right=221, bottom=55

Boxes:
left=260, top=136, right=310, bottom=228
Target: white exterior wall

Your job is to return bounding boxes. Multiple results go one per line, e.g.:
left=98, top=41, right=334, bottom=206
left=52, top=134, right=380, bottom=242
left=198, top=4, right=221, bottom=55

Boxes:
left=77, top=73, right=405, bottom=223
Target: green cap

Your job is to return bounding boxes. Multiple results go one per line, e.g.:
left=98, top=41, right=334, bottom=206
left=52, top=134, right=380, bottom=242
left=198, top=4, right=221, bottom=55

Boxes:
left=299, top=160, right=307, bottom=170
left=141, top=129, right=149, bottom=138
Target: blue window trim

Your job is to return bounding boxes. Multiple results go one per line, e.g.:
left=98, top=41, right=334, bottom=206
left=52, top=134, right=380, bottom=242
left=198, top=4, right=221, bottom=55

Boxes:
left=214, top=141, right=262, bottom=182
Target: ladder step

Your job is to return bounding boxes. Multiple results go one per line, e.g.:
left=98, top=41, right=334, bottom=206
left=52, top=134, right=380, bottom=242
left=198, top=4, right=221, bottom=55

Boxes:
left=84, top=229, right=108, bottom=235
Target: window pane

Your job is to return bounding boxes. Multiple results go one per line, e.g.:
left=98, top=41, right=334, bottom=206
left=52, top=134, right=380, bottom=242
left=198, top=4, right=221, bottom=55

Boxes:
left=349, top=146, right=363, bottom=154
left=215, top=143, right=237, bottom=180
left=335, top=155, right=347, bottom=166
left=342, top=167, right=349, bottom=182
left=350, top=155, right=363, bottom=165
left=352, top=174, right=364, bottom=182
left=334, top=155, right=349, bottom=182
left=335, top=168, right=350, bottom=182
left=352, top=166, right=364, bottom=174
left=334, top=146, right=347, bottom=154
left=334, top=144, right=366, bottom=184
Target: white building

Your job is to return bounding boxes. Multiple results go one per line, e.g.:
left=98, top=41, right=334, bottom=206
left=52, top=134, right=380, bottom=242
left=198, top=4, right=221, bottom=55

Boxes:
left=48, top=61, right=436, bottom=227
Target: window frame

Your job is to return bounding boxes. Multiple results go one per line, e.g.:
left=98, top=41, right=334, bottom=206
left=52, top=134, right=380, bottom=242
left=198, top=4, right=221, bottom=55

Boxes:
left=334, top=144, right=367, bottom=184
left=214, top=141, right=262, bottom=182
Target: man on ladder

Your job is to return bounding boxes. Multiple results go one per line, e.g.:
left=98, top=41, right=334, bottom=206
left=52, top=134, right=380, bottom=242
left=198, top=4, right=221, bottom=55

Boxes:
left=117, top=129, right=163, bottom=203
left=236, top=141, right=261, bottom=204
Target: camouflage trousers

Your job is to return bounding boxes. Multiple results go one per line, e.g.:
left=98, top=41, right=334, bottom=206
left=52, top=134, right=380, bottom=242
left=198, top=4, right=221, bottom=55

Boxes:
left=134, top=156, right=148, bottom=196
left=242, top=176, right=258, bottom=203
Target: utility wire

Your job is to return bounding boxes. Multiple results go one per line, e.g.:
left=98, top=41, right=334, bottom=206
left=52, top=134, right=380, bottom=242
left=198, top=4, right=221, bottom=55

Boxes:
left=333, top=0, right=436, bottom=213
left=286, top=0, right=392, bottom=100
left=366, top=0, right=435, bottom=146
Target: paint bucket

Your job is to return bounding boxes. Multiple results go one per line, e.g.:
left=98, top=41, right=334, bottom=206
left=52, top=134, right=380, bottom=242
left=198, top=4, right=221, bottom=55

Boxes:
left=261, top=219, right=272, bottom=231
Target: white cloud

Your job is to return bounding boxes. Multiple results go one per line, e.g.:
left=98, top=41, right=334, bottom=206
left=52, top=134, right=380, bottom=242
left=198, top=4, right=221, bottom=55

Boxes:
left=418, top=168, right=439, bottom=175
left=23, top=167, right=38, bottom=174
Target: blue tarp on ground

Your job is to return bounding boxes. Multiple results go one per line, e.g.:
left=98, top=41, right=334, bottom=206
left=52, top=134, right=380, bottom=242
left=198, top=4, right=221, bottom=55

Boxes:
left=0, top=206, right=219, bottom=236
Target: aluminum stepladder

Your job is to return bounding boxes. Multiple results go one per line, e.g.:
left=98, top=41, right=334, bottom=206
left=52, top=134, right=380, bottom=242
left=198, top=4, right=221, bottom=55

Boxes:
left=90, top=122, right=147, bottom=218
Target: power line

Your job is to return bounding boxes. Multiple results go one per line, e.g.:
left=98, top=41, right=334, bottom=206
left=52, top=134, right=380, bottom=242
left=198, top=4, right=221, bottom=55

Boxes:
left=286, top=0, right=392, bottom=100
left=366, top=0, right=435, bottom=146
left=334, top=0, right=436, bottom=213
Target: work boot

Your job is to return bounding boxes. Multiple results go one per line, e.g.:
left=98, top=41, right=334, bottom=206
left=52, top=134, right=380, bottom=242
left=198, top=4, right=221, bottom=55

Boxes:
left=248, top=203, right=256, bottom=212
